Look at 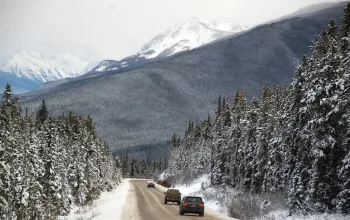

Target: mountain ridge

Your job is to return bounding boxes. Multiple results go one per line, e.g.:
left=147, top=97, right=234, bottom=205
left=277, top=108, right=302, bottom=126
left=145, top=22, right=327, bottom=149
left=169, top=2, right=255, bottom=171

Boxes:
left=87, top=17, right=249, bottom=73
left=272, top=1, right=347, bottom=23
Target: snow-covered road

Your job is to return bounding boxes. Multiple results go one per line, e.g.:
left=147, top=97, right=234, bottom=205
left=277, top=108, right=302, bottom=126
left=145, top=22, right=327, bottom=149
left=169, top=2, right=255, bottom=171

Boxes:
left=129, top=180, right=238, bottom=220
left=60, top=178, right=238, bottom=220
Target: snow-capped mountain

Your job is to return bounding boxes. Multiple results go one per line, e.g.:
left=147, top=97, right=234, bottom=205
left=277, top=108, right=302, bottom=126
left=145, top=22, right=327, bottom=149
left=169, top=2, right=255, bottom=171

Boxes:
left=89, top=17, right=249, bottom=73
left=0, top=51, right=89, bottom=83
left=137, top=17, right=249, bottom=59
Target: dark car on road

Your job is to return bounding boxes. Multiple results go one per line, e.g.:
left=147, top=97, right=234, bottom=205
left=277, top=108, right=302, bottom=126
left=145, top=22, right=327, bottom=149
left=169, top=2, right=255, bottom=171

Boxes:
left=179, top=196, right=204, bottom=216
left=147, top=182, right=155, bottom=188
left=164, top=189, right=181, bottom=205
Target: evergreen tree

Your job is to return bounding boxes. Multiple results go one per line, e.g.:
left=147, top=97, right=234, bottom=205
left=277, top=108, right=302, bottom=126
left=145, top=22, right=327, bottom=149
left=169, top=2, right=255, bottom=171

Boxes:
left=37, top=100, right=49, bottom=124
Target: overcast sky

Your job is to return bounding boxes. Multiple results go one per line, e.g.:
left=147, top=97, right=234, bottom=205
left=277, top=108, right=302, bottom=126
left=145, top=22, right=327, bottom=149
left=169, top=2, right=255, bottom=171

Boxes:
left=0, top=0, right=343, bottom=63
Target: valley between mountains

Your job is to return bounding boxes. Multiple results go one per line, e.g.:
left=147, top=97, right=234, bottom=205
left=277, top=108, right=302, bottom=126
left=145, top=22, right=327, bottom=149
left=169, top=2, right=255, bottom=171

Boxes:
left=1, top=1, right=350, bottom=220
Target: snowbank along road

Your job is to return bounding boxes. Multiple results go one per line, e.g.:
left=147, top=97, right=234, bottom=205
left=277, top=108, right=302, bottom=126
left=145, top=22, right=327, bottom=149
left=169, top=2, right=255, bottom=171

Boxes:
left=125, top=180, right=231, bottom=220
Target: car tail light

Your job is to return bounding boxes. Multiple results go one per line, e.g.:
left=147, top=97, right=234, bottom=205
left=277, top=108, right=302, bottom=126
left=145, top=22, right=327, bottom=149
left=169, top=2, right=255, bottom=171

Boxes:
left=183, top=203, right=188, bottom=206
left=199, top=204, right=204, bottom=207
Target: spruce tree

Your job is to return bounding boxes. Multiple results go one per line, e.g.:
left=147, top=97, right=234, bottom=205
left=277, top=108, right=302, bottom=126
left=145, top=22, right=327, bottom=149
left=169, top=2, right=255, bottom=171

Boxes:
left=37, top=100, right=49, bottom=124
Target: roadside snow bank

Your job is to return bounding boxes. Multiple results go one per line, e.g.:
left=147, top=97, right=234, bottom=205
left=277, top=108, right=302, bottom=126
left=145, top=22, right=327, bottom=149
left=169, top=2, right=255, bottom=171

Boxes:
left=175, top=175, right=223, bottom=213
left=58, top=179, right=130, bottom=220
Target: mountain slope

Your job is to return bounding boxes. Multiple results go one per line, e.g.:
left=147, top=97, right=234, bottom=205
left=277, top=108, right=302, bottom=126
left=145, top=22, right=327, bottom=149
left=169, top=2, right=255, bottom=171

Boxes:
left=0, top=51, right=88, bottom=93
left=19, top=4, right=346, bottom=156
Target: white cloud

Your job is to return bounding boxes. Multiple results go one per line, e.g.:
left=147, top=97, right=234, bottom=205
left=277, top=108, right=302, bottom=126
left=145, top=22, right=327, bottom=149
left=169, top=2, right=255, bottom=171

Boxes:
left=0, top=0, right=342, bottom=63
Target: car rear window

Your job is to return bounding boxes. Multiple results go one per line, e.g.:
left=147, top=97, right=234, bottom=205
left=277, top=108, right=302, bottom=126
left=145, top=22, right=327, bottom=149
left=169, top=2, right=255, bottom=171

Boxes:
left=185, top=197, right=202, bottom=203
left=167, top=189, right=180, bottom=193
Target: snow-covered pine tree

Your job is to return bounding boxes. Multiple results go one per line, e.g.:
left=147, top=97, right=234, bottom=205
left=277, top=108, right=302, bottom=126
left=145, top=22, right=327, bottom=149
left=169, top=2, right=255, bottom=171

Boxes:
left=242, top=96, right=260, bottom=192
left=336, top=4, right=350, bottom=213
left=228, top=91, right=246, bottom=188
left=264, top=86, right=286, bottom=192
left=211, top=97, right=229, bottom=186
left=0, top=84, right=24, bottom=219
left=336, top=125, right=350, bottom=214
left=38, top=118, right=64, bottom=219
left=303, top=20, right=344, bottom=212
left=36, top=100, right=49, bottom=124
left=285, top=54, right=312, bottom=213
left=252, top=84, right=273, bottom=193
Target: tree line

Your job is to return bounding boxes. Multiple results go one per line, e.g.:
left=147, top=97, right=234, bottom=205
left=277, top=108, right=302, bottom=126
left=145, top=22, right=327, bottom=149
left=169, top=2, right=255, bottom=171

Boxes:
left=166, top=3, right=350, bottom=215
left=0, top=84, right=121, bottom=219
left=119, top=155, right=167, bottom=179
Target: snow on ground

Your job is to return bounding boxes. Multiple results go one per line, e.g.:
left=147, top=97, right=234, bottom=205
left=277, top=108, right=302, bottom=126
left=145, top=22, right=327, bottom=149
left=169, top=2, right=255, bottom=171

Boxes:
left=58, top=179, right=131, bottom=220
left=259, top=211, right=349, bottom=220
left=164, top=175, right=349, bottom=220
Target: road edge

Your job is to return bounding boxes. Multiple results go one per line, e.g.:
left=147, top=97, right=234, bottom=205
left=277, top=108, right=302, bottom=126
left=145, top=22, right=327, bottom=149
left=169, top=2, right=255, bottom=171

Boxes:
left=121, top=179, right=141, bottom=220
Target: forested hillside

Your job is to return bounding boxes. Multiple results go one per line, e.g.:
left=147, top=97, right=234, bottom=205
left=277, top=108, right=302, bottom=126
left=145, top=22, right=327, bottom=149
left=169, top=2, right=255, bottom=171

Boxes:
left=166, top=3, right=350, bottom=216
left=0, top=84, right=121, bottom=219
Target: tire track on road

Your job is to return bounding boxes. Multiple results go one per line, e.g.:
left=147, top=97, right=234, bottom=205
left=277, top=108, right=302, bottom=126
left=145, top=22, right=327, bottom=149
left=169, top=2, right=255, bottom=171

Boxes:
left=133, top=180, right=163, bottom=220
left=136, top=181, right=181, bottom=220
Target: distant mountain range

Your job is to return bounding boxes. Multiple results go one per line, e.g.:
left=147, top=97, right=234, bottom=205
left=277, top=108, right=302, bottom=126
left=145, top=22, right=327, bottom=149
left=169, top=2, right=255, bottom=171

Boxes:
left=20, top=1, right=348, bottom=159
left=0, top=18, right=248, bottom=93
left=0, top=51, right=88, bottom=93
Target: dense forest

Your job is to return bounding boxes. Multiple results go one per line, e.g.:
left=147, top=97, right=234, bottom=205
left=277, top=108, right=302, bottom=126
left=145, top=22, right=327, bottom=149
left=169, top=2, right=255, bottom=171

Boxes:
left=166, top=3, right=350, bottom=215
left=0, top=84, right=121, bottom=220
